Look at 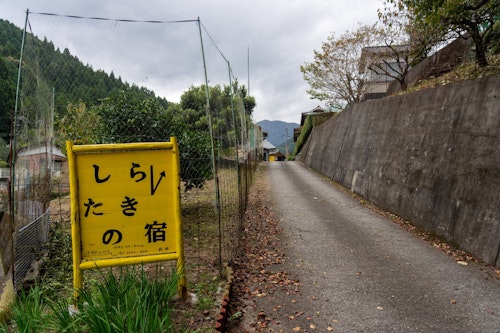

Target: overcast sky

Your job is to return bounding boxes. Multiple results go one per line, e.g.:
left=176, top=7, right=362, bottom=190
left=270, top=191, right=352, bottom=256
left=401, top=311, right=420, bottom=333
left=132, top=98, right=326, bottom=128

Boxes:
left=1, top=0, right=383, bottom=124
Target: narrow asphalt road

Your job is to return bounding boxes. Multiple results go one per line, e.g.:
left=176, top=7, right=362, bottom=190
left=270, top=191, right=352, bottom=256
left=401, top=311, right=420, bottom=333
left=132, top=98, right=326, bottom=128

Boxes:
left=237, top=161, right=500, bottom=332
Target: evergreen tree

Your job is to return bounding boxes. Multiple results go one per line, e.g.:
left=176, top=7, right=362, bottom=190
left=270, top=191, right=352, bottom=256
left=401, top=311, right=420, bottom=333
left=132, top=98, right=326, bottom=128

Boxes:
left=0, top=57, right=15, bottom=141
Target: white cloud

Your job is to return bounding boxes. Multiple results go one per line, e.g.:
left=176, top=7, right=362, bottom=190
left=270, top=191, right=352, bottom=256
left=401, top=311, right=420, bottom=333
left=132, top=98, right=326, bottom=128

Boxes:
left=1, top=0, right=383, bottom=123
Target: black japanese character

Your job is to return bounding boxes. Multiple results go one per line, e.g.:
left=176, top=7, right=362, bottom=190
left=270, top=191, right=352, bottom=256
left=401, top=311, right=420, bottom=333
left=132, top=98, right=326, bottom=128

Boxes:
left=144, top=221, right=167, bottom=243
left=102, top=229, right=122, bottom=245
left=93, top=164, right=111, bottom=183
left=130, top=163, right=146, bottom=182
left=83, top=198, right=103, bottom=217
left=121, top=196, right=139, bottom=216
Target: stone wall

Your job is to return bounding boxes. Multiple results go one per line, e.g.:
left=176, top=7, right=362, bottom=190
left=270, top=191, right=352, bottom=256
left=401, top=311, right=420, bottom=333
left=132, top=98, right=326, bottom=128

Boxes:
left=300, top=74, right=500, bottom=268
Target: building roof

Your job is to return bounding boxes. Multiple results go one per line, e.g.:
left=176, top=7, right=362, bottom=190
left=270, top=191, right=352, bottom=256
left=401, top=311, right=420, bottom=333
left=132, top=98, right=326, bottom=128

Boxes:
left=262, top=139, right=277, bottom=150
left=300, top=106, right=327, bottom=126
left=18, top=144, right=65, bottom=158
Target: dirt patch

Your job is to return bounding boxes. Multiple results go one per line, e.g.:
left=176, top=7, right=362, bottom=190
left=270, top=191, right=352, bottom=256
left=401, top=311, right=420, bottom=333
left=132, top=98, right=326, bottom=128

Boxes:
left=49, top=195, right=71, bottom=222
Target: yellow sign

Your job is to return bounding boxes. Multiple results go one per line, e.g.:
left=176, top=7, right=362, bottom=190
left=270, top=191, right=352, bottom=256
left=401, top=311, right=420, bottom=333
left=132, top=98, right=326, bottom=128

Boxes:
left=67, top=139, right=185, bottom=297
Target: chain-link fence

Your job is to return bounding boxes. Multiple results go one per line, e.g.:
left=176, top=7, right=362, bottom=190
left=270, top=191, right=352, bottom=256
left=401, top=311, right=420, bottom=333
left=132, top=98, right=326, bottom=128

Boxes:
left=7, top=10, right=263, bottom=306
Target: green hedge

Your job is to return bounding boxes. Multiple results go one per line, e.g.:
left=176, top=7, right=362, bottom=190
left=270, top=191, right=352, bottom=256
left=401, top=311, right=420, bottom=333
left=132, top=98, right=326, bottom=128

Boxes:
left=293, top=115, right=313, bottom=155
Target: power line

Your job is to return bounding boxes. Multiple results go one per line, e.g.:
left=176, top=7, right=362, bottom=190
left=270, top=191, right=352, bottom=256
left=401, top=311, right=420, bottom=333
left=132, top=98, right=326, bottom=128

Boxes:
left=29, top=10, right=198, bottom=24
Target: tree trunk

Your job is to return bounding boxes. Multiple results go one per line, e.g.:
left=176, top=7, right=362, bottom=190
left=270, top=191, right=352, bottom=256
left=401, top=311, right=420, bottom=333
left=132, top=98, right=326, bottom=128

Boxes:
left=474, top=41, right=488, bottom=68
left=470, top=27, right=489, bottom=67
left=398, top=78, right=408, bottom=91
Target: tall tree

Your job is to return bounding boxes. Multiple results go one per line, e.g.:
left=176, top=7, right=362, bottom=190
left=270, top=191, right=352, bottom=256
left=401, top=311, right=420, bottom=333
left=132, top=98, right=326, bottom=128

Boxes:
left=397, top=0, right=500, bottom=67
left=370, top=1, right=444, bottom=91
left=0, top=57, right=15, bottom=141
left=92, top=90, right=172, bottom=144
left=91, top=89, right=213, bottom=191
left=56, top=100, right=100, bottom=150
left=301, top=24, right=383, bottom=108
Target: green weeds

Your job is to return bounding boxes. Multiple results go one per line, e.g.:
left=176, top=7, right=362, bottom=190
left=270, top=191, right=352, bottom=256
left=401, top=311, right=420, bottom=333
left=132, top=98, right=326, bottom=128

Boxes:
left=1, top=266, right=182, bottom=332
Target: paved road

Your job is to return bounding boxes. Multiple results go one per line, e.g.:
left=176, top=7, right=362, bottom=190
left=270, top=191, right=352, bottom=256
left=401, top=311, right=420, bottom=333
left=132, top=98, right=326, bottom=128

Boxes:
left=254, top=161, right=500, bottom=332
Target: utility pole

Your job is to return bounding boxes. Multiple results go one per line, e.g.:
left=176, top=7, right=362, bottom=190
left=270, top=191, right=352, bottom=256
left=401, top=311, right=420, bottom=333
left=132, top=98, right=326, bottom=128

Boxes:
left=247, top=47, right=250, bottom=95
left=285, top=128, right=289, bottom=160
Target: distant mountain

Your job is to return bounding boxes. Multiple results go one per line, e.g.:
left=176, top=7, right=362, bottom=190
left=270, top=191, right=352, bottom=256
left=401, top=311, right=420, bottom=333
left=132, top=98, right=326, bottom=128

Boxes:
left=257, top=120, right=298, bottom=146
left=257, top=120, right=299, bottom=155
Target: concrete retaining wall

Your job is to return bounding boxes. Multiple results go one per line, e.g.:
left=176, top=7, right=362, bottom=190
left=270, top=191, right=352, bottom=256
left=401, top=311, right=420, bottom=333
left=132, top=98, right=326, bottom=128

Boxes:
left=300, top=74, right=500, bottom=268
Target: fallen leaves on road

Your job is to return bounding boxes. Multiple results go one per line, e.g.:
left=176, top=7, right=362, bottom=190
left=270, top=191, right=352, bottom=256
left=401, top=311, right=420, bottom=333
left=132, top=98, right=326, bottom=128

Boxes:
left=226, top=168, right=324, bottom=332
left=226, top=169, right=297, bottom=332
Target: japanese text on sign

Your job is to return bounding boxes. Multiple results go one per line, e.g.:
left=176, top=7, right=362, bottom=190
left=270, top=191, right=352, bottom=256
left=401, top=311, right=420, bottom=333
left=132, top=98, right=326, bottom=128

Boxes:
left=67, top=139, right=186, bottom=300
left=67, top=141, right=182, bottom=263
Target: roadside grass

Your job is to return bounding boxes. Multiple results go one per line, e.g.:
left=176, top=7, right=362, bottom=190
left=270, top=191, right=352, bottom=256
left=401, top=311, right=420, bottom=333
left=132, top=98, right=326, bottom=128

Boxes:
left=0, top=266, right=182, bottom=332
left=1, top=164, right=244, bottom=332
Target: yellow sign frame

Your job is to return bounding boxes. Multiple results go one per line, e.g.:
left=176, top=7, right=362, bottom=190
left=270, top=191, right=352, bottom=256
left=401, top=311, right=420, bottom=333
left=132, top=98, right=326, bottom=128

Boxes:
left=67, top=139, right=186, bottom=298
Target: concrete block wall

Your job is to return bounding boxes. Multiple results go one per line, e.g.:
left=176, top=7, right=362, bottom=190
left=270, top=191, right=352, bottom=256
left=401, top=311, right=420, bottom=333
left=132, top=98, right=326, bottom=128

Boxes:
left=300, top=74, right=500, bottom=268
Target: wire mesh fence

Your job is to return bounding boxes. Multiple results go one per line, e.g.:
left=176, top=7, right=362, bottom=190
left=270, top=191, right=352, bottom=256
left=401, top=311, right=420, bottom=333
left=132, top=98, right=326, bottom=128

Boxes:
left=7, top=10, right=263, bottom=314
left=13, top=209, right=50, bottom=289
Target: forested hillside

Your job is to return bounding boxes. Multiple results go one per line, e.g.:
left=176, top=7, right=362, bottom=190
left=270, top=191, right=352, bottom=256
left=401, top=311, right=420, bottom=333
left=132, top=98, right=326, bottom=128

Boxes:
left=0, top=17, right=256, bottom=187
left=0, top=18, right=169, bottom=142
left=0, top=20, right=20, bottom=141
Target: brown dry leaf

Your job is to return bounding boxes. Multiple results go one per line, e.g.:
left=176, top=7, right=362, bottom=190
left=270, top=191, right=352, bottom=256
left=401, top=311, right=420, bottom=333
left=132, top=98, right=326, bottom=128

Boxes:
left=293, top=327, right=301, bottom=332
left=450, top=299, right=457, bottom=304
left=327, top=326, right=334, bottom=331
left=310, top=323, right=317, bottom=329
